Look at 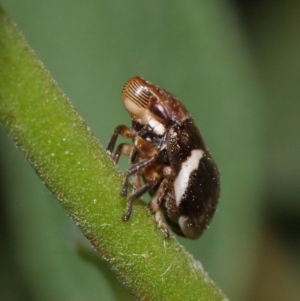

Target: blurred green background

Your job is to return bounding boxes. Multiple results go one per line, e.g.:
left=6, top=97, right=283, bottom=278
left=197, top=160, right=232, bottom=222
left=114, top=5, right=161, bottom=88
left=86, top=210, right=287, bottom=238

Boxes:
left=0, top=1, right=299, bottom=301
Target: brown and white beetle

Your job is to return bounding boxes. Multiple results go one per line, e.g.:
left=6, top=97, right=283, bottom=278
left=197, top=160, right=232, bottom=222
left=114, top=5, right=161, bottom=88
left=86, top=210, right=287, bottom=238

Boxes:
left=107, top=76, right=220, bottom=239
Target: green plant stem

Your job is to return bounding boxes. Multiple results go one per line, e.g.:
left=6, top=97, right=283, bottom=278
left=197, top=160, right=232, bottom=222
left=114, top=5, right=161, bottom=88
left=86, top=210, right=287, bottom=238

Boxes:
left=0, top=7, right=228, bottom=301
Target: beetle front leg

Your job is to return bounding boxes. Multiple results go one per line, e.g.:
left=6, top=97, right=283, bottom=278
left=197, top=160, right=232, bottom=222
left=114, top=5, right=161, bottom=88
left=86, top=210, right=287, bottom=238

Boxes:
left=113, top=143, right=134, bottom=163
left=106, top=125, right=135, bottom=156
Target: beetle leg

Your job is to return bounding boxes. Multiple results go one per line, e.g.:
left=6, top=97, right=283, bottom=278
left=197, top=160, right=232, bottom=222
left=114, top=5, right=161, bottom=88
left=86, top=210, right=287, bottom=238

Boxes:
left=131, top=173, right=142, bottom=190
left=106, top=125, right=135, bottom=156
left=120, top=154, right=157, bottom=197
left=155, top=212, right=170, bottom=239
left=134, top=136, right=158, bottom=157
left=129, top=147, right=138, bottom=164
left=113, top=143, right=134, bottom=163
left=122, top=180, right=158, bottom=221
left=148, top=178, right=170, bottom=238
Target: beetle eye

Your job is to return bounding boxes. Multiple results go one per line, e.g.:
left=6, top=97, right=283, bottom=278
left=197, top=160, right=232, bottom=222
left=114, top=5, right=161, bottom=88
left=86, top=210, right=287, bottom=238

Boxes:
left=149, top=102, right=171, bottom=124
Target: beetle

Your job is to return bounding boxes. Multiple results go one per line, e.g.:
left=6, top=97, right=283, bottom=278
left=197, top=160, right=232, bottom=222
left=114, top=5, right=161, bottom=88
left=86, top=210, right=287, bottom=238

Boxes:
left=107, top=76, right=220, bottom=239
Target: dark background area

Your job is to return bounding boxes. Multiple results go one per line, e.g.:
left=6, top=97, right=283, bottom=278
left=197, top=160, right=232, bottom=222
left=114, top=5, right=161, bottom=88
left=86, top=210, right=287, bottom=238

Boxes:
left=0, top=1, right=299, bottom=300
